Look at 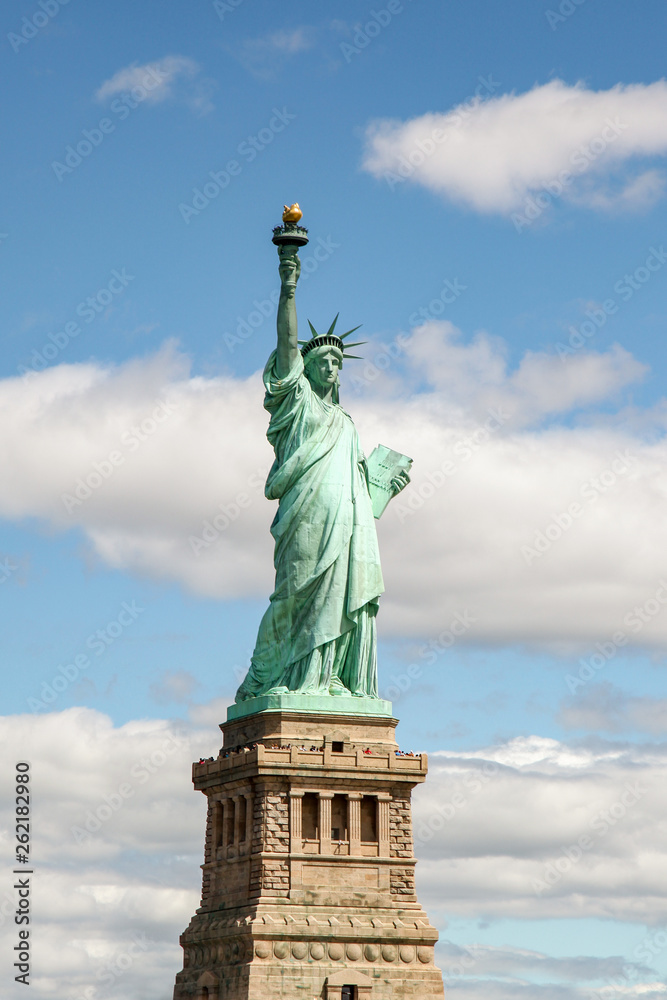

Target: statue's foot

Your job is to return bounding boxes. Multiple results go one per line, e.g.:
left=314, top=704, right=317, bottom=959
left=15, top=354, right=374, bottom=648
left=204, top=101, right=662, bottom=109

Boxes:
left=328, top=679, right=350, bottom=696
left=265, top=685, right=289, bottom=695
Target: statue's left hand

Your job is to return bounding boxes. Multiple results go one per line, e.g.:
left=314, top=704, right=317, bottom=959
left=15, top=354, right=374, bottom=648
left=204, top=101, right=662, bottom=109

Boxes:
left=390, top=470, right=411, bottom=496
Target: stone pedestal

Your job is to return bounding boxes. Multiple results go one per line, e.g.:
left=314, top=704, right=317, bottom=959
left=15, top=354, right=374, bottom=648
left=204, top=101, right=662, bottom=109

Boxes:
left=173, top=708, right=444, bottom=1000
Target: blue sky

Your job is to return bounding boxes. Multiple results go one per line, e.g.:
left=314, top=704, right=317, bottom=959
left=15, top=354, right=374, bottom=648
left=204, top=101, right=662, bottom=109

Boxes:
left=2, top=1, right=667, bottom=998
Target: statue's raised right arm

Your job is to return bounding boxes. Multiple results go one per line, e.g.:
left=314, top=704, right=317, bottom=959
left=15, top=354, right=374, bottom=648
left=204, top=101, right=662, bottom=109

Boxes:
left=275, top=245, right=301, bottom=378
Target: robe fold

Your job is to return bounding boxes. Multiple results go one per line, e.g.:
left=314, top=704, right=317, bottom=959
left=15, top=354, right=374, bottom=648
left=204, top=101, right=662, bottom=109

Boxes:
left=235, top=350, right=384, bottom=701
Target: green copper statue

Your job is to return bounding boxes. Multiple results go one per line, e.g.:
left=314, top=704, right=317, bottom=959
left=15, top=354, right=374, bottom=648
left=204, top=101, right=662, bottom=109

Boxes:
left=234, top=212, right=410, bottom=705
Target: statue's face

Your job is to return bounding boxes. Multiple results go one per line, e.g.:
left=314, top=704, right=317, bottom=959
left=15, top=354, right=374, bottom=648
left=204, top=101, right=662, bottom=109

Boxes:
left=305, top=348, right=343, bottom=389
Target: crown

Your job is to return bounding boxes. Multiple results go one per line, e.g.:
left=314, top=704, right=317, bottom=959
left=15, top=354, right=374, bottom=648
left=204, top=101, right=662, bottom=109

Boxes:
left=299, top=314, right=366, bottom=361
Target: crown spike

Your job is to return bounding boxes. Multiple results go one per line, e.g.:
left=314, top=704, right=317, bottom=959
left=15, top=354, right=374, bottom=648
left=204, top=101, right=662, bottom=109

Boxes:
left=342, top=341, right=366, bottom=349
left=325, top=313, right=340, bottom=337
left=307, top=320, right=318, bottom=339
left=343, top=354, right=364, bottom=360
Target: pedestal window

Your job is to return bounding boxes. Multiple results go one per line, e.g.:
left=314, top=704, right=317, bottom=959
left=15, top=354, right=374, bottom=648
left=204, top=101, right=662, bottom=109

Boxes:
left=224, top=799, right=235, bottom=846
left=331, top=794, right=348, bottom=842
left=302, top=793, right=319, bottom=840
left=361, top=796, right=377, bottom=843
left=214, top=801, right=223, bottom=849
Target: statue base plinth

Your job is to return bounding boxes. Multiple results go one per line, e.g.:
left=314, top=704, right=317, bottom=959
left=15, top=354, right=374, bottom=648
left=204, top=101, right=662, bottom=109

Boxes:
left=227, top=693, right=393, bottom=722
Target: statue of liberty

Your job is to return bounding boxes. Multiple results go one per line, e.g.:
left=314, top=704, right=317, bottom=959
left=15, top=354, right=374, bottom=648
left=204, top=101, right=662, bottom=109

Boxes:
left=235, top=214, right=410, bottom=704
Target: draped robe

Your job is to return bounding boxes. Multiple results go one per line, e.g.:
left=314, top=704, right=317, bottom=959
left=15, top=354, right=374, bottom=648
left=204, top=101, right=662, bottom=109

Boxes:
left=235, top=350, right=384, bottom=701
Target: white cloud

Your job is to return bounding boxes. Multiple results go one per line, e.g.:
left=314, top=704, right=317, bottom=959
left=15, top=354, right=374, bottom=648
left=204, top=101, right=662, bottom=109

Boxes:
left=265, top=27, right=316, bottom=54
left=570, top=168, right=667, bottom=213
left=444, top=981, right=667, bottom=1000
left=361, top=79, right=667, bottom=217
left=559, top=683, right=667, bottom=734
left=1, top=713, right=665, bottom=999
left=0, top=708, right=215, bottom=999
left=398, top=320, right=646, bottom=427
left=436, top=941, right=666, bottom=1000
left=95, top=56, right=214, bottom=114
left=415, top=735, right=667, bottom=925
left=438, top=942, right=652, bottom=982
left=1, top=342, right=276, bottom=599
left=149, top=669, right=200, bottom=706
left=187, top=696, right=233, bottom=728
left=4, top=328, right=667, bottom=649
left=235, top=26, right=318, bottom=79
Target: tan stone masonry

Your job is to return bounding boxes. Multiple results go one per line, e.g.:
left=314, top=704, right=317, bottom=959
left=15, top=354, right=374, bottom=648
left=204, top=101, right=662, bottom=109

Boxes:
left=173, top=711, right=444, bottom=1000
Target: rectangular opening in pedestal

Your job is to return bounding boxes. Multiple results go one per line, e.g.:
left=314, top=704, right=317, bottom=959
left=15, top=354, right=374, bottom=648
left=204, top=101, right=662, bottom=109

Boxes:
left=331, top=794, right=348, bottom=841
left=361, top=795, right=377, bottom=843
left=238, top=796, right=247, bottom=842
left=332, top=741, right=344, bottom=753
left=341, top=987, right=356, bottom=1000
left=214, top=802, right=223, bottom=849
left=225, top=800, right=235, bottom=845
left=303, top=793, right=319, bottom=839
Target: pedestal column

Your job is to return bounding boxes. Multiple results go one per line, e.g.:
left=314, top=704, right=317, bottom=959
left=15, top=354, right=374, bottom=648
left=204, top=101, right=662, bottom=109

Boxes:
left=318, top=791, right=334, bottom=855
left=233, top=795, right=244, bottom=847
left=348, top=793, right=363, bottom=856
left=378, top=793, right=391, bottom=857
left=244, top=792, right=253, bottom=851
left=289, top=790, right=304, bottom=852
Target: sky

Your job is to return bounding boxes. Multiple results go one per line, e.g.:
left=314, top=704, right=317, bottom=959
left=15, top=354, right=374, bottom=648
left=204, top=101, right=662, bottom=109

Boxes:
left=1, top=0, right=667, bottom=997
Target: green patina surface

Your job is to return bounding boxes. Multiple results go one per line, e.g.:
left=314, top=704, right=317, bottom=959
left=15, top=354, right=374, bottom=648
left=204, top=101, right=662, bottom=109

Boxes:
left=227, top=692, right=393, bottom=722
left=231, top=232, right=410, bottom=720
